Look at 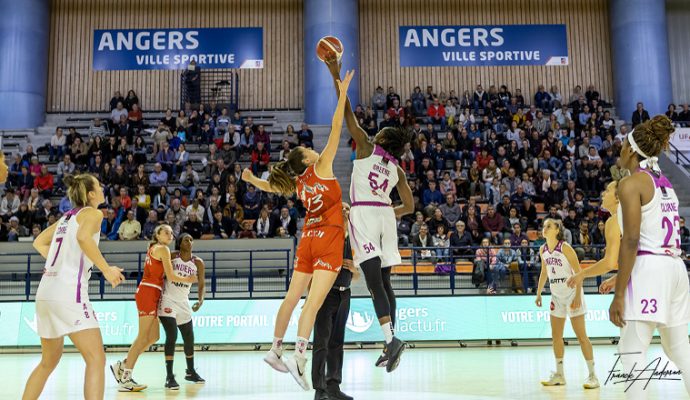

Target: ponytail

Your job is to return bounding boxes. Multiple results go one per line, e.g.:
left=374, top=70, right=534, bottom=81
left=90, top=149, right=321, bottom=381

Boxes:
left=267, top=148, right=308, bottom=196
left=63, top=173, right=98, bottom=207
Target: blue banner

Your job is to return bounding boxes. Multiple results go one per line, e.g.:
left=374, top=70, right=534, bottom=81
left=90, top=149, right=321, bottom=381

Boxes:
left=399, top=25, right=568, bottom=67
left=5, top=294, right=686, bottom=347
left=93, top=28, right=263, bottom=70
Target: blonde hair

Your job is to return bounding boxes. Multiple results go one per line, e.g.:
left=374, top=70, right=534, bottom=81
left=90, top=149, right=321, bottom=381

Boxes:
left=62, top=174, right=98, bottom=207
left=149, top=224, right=172, bottom=248
left=267, top=148, right=308, bottom=196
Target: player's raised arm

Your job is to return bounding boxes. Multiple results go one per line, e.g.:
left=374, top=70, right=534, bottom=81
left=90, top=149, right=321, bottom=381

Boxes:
left=325, top=59, right=373, bottom=157
left=315, top=69, right=355, bottom=177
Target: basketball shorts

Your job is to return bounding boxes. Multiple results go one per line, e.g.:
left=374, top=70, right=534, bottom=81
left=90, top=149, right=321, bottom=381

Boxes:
left=135, top=283, right=162, bottom=317
left=295, top=226, right=344, bottom=274
left=550, top=289, right=587, bottom=319
left=36, top=300, right=100, bottom=339
left=624, top=255, right=690, bottom=327
left=158, top=295, right=193, bottom=325
left=348, top=205, right=401, bottom=267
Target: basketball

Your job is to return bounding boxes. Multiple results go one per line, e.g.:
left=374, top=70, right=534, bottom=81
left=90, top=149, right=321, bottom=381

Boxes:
left=316, top=36, right=343, bottom=62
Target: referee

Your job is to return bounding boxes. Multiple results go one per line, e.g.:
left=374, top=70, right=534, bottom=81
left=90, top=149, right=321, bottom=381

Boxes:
left=312, top=202, right=356, bottom=400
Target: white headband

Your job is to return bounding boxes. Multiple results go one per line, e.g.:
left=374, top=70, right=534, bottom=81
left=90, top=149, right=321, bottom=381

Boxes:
left=628, top=129, right=660, bottom=172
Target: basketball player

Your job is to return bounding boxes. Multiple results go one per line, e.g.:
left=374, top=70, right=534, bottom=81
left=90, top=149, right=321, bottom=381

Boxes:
left=325, top=55, right=414, bottom=372
left=566, top=180, right=621, bottom=291
left=159, top=233, right=206, bottom=389
left=609, top=116, right=690, bottom=399
left=536, top=218, right=599, bottom=389
left=0, top=150, right=8, bottom=184
left=23, top=174, right=125, bottom=400
left=110, top=224, right=197, bottom=392
left=242, top=70, right=354, bottom=390
left=312, top=202, right=357, bottom=400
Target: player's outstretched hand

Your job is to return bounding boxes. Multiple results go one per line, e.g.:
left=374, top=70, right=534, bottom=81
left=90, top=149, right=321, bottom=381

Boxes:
left=325, top=57, right=342, bottom=77
left=600, top=275, right=617, bottom=294
left=609, top=295, right=626, bottom=328
left=241, top=168, right=254, bottom=182
left=337, top=70, right=355, bottom=94
left=535, top=295, right=542, bottom=307
left=104, top=265, right=125, bottom=288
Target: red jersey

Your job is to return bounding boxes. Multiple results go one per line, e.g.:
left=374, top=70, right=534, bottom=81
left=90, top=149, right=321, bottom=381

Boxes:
left=141, top=246, right=165, bottom=289
left=296, top=165, right=343, bottom=230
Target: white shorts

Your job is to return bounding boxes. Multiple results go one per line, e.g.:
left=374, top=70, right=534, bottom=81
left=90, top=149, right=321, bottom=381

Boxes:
left=348, top=205, right=401, bottom=267
left=550, top=289, right=587, bottom=319
left=158, top=295, right=193, bottom=325
left=36, top=300, right=100, bottom=339
left=624, top=255, right=690, bottom=327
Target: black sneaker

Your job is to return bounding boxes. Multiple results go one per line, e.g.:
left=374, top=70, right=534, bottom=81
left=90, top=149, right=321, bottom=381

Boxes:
left=165, top=375, right=179, bottom=390
left=314, top=389, right=330, bottom=400
left=375, top=352, right=388, bottom=368
left=185, top=368, right=206, bottom=384
left=384, top=337, right=406, bottom=373
left=327, top=385, right=353, bottom=400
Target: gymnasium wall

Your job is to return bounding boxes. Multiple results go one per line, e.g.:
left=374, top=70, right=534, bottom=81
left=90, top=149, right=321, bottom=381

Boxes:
left=46, top=0, right=304, bottom=112
left=667, top=0, right=690, bottom=105
left=358, top=0, right=613, bottom=108
left=46, top=0, right=614, bottom=113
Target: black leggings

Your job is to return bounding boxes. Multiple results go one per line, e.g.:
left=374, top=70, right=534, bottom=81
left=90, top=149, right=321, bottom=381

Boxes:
left=160, top=316, right=195, bottom=357
left=360, top=257, right=397, bottom=325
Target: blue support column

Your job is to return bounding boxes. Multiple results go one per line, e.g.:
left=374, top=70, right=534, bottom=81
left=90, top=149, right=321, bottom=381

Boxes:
left=304, top=0, right=359, bottom=125
left=610, top=0, right=672, bottom=119
left=0, top=0, right=50, bottom=129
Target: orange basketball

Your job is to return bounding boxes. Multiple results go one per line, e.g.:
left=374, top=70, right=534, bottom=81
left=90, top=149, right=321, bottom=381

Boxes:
left=316, top=36, right=343, bottom=62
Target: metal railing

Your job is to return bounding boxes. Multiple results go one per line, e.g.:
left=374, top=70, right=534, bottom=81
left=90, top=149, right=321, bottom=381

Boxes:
left=668, top=140, right=690, bottom=167
left=180, top=69, right=239, bottom=111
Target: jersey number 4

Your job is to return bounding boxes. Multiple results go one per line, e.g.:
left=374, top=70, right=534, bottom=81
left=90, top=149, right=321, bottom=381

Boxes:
left=368, top=172, right=389, bottom=192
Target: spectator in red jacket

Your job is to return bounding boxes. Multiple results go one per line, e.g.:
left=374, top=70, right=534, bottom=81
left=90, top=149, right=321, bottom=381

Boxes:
left=482, top=205, right=505, bottom=244
left=33, top=165, right=54, bottom=198
left=427, top=97, right=447, bottom=131
left=387, top=98, right=405, bottom=120
left=251, top=141, right=270, bottom=175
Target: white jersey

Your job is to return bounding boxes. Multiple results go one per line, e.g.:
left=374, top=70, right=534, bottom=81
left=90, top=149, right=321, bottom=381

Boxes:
left=36, top=207, right=99, bottom=303
left=161, top=255, right=200, bottom=301
left=350, top=145, right=399, bottom=206
left=617, top=169, right=682, bottom=258
left=541, top=241, right=575, bottom=297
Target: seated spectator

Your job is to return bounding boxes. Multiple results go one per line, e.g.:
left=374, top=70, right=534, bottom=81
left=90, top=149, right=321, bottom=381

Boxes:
left=238, top=219, right=256, bottom=239
left=410, top=86, right=426, bottom=116
left=17, top=166, right=34, bottom=199
left=243, top=184, right=262, bottom=220
left=298, top=123, right=314, bottom=148
left=165, top=211, right=182, bottom=237
left=185, top=198, right=205, bottom=222
left=271, top=206, right=297, bottom=237
left=251, top=141, right=270, bottom=175
left=508, top=223, right=528, bottom=247
left=412, top=224, right=435, bottom=262
left=631, top=102, right=650, bottom=128
left=517, top=239, right=538, bottom=292
left=534, top=85, right=552, bottom=112
left=118, top=210, right=141, bottom=241
left=149, top=163, right=169, bottom=193
left=438, top=193, right=461, bottom=226
left=496, top=238, right=522, bottom=293
left=678, top=104, right=690, bottom=126
left=7, top=216, right=29, bottom=241
left=32, top=165, right=54, bottom=199
left=422, top=180, right=443, bottom=215
left=396, top=214, right=411, bottom=247
left=432, top=225, right=450, bottom=262
left=371, top=86, right=386, bottom=112
left=223, top=194, right=244, bottom=222
left=239, top=125, right=255, bottom=155
left=254, top=208, right=272, bottom=238
left=482, top=205, right=504, bottom=244
left=427, top=98, right=446, bottom=131
left=142, top=210, right=160, bottom=240
left=128, top=103, right=144, bottom=133
left=166, top=198, right=187, bottom=230
left=0, top=189, right=20, bottom=221
left=101, top=208, right=122, bottom=240
left=427, top=208, right=450, bottom=234
left=49, top=128, right=66, bottom=162
left=109, top=90, right=124, bottom=111
left=573, top=220, right=593, bottom=260
left=182, top=212, right=204, bottom=239
left=473, top=84, right=488, bottom=114
left=450, top=220, right=474, bottom=257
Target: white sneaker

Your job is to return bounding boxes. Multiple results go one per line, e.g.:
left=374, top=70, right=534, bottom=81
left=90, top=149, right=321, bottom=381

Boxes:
left=541, top=372, right=566, bottom=386
left=118, top=377, right=147, bottom=392
left=264, top=349, right=289, bottom=373
left=285, top=355, right=311, bottom=391
left=583, top=373, right=600, bottom=389
left=109, top=360, right=124, bottom=383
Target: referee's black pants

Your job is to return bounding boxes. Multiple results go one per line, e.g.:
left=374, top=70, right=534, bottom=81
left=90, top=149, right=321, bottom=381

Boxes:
left=311, top=287, right=351, bottom=391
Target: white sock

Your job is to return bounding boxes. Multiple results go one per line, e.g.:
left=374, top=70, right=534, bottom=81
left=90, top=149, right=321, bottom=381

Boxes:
left=122, top=368, right=132, bottom=381
left=556, top=358, right=564, bottom=375
left=294, top=336, right=309, bottom=358
left=382, top=322, right=393, bottom=344
left=586, top=359, right=595, bottom=375
left=271, top=337, right=283, bottom=356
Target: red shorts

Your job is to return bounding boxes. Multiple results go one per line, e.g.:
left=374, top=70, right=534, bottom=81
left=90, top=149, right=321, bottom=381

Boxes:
left=294, top=226, right=344, bottom=274
left=135, top=283, right=162, bottom=317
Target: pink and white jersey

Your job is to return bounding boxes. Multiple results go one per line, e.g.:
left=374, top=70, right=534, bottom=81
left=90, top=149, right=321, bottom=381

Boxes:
left=541, top=241, right=575, bottom=297
left=617, top=169, right=682, bottom=258
left=350, top=145, right=399, bottom=206
left=161, top=255, right=200, bottom=301
left=36, top=207, right=100, bottom=303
